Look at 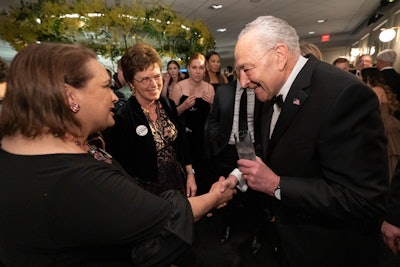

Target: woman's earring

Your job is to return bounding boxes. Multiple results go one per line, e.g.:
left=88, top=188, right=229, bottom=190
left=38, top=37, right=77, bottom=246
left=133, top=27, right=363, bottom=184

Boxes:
left=70, top=102, right=80, bottom=113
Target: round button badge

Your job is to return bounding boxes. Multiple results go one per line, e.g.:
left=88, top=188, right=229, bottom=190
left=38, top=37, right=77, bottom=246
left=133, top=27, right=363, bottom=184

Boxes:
left=136, top=125, right=148, bottom=136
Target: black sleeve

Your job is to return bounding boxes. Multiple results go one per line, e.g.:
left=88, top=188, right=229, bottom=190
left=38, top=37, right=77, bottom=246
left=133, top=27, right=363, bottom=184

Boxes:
left=386, top=160, right=400, bottom=226
left=49, top=161, right=194, bottom=266
left=131, top=190, right=193, bottom=267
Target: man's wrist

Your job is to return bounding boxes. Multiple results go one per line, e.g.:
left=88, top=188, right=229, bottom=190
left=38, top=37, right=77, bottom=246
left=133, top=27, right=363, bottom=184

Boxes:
left=186, top=169, right=195, bottom=175
left=273, top=185, right=281, bottom=200
left=230, top=168, right=248, bottom=192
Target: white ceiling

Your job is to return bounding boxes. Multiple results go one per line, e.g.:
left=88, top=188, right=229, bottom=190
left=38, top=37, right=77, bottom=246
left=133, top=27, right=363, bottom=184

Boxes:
left=0, top=0, right=394, bottom=64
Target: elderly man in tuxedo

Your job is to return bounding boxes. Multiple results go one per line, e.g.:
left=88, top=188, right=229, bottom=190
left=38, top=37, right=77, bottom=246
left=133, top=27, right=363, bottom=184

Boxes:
left=223, top=15, right=388, bottom=267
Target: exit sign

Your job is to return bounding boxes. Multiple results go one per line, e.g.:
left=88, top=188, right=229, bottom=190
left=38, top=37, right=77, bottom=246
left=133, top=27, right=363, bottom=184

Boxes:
left=321, top=34, right=330, bottom=42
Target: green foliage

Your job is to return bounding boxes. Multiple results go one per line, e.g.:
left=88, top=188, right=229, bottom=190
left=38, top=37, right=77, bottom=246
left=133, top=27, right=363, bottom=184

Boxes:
left=0, top=0, right=215, bottom=62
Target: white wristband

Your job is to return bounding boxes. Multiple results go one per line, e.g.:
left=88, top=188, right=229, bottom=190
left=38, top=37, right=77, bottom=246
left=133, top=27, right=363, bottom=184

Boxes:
left=230, top=168, right=248, bottom=192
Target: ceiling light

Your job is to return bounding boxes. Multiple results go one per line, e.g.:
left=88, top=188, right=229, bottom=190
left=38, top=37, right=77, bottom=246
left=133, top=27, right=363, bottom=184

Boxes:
left=210, top=4, right=223, bottom=9
left=317, top=19, right=327, bottom=23
left=379, top=28, right=397, bottom=42
left=308, top=31, right=315, bottom=35
left=351, top=48, right=360, bottom=57
left=217, top=28, right=227, bottom=32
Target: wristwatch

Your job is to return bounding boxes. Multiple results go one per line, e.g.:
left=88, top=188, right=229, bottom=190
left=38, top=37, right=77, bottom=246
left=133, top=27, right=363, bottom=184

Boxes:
left=273, top=186, right=281, bottom=200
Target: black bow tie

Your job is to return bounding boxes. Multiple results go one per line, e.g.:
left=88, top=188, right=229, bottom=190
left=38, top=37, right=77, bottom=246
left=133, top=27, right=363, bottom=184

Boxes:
left=271, top=94, right=283, bottom=108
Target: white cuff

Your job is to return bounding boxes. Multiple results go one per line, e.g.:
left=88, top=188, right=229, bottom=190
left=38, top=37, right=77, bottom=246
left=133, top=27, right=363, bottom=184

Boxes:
left=230, top=168, right=248, bottom=192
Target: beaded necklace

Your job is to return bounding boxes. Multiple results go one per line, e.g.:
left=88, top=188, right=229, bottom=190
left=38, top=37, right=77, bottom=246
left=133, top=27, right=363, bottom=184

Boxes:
left=75, top=135, right=112, bottom=164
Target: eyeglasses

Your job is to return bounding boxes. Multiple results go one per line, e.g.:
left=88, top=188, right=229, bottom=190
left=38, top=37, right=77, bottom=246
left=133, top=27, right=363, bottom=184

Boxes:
left=133, top=74, right=162, bottom=85
left=359, top=60, right=371, bottom=63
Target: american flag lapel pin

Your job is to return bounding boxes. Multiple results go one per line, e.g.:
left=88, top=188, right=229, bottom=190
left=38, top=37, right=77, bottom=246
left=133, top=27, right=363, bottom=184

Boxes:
left=293, top=98, right=300, bottom=106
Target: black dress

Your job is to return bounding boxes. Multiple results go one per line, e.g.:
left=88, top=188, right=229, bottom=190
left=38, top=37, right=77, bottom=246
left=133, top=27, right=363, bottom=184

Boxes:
left=0, top=148, right=193, bottom=266
left=180, top=95, right=212, bottom=194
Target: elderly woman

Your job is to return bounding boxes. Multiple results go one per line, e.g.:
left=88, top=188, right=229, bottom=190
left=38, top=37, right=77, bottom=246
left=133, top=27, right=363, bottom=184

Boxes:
left=0, top=43, right=234, bottom=266
left=106, top=44, right=197, bottom=197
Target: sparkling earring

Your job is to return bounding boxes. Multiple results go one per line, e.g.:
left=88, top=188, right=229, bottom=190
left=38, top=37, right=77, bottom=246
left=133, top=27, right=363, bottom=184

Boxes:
left=70, top=102, right=80, bottom=113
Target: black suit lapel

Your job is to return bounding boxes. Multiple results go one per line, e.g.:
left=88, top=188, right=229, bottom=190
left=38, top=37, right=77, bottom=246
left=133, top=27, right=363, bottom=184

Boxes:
left=268, top=55, right=318, bottom=151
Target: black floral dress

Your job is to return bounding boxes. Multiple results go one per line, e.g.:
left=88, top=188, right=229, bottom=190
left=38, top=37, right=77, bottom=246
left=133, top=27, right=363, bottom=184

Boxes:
left=136, top=101, right=186, bottom=195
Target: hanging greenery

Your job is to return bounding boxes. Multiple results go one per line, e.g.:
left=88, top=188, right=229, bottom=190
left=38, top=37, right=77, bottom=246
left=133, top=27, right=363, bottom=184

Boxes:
left=0, top=0, right=215, bottom=63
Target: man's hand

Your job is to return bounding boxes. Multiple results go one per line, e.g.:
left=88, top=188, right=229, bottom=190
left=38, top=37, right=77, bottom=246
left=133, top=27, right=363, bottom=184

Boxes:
left=382, top=220, right=400, bottom=254
left=238, top=156, right=280, bottom=195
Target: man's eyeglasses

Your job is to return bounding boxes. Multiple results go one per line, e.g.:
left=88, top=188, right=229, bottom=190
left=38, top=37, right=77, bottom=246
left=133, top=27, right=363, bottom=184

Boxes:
left=133, top=74, right=162, bottom=85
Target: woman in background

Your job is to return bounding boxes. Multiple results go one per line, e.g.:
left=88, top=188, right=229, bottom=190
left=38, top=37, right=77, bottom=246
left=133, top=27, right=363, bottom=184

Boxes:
left=361, top=67, right=400, bottom=178
left=162, top=60, right=183, bottom=98
left=204, top=51, right=228, bottom=92
left=170, top=53, right=214, bottom=194
left=0, top=42, right=234, bottom=267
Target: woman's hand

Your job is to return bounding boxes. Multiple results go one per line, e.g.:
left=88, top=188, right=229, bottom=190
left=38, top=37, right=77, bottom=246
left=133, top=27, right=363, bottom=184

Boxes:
left=209, top=177, right=236, bottom=208
left=202, top=90, right=213, bottom=104
left=186, top=174, right=197, bottom=197
left=184, top=95, right=197, bottom=110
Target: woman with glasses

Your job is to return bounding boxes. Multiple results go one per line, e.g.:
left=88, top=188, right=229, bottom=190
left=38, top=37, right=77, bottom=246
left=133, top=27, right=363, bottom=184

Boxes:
left=106, top=44, right=197, bottom=197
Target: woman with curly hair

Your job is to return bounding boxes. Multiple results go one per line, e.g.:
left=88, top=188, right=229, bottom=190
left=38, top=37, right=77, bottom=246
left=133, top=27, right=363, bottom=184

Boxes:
left=362, top=67, right=400, bottom=178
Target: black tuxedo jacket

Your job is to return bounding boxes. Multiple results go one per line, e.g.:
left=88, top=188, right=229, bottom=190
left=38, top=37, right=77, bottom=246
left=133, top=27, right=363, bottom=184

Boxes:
left=260, top=55, right=388, bottom=266
left=208, top=80, right=263, bottom=157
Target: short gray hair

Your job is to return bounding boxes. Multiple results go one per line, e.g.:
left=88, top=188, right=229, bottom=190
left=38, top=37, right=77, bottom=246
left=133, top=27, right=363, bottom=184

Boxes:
left=377, top=49, right=397, bottom=63
left=238, top=15, right=300, bottom=54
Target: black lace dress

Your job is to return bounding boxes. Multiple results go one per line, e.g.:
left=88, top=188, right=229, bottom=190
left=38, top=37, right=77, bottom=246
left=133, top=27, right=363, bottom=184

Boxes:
left=136, top=101, right=186, bottom=195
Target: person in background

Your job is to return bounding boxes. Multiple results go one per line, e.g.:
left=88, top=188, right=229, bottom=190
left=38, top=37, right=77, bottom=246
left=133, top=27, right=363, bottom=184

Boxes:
left=382, top=160, right=400, bottom=254
left=226, top=65, right=235, bottom=82
left=0, top=57, right=8, bottom=110
left=361, top=67, right=400, bottom=179
left=224, top=15, right=388, bottom=267
left=162, top=60, right=183, bottom=98
left=333, top=57, right=350, bottom=72
left=300, top=42, right=322, bottom=60
left=208, top=77, right=267, bottom=254
left=106, top=44, right=197, bottom=197
left=0, top=42, right=234, bottom=267
left=352, top=54, right=373, bottom=76
left=113, top=59, right=132, bottom=109
left=204, top=51, right=228, bottom=92
left=376, top=49, right=400, bottom=119
left=170, top=53, right=214, bottom=195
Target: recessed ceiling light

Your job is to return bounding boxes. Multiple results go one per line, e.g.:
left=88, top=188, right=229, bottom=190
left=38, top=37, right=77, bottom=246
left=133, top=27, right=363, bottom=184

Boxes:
left=317, top=19, right=327, bottom=23
left=210, top=4, right=223, bottom=9
left=217, top=28, right=227, bottom=32
left=309, top=31, right=315, bottom=35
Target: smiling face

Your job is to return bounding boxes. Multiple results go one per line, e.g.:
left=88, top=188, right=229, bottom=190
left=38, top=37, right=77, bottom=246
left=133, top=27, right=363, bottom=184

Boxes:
left=69, top=59, right=118, bottom=134
left=130, top=63, right=162, bottom=106
left=235, top=32, right=287, bottom=102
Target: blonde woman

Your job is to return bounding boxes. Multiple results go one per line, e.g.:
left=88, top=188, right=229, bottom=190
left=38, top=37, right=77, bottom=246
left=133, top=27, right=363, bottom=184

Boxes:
left=170, top=53, right=214, bottom=194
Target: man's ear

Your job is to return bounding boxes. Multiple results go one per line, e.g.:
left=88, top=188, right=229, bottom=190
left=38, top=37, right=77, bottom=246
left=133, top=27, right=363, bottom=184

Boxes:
left=274, top=44, right=289, bottom=71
